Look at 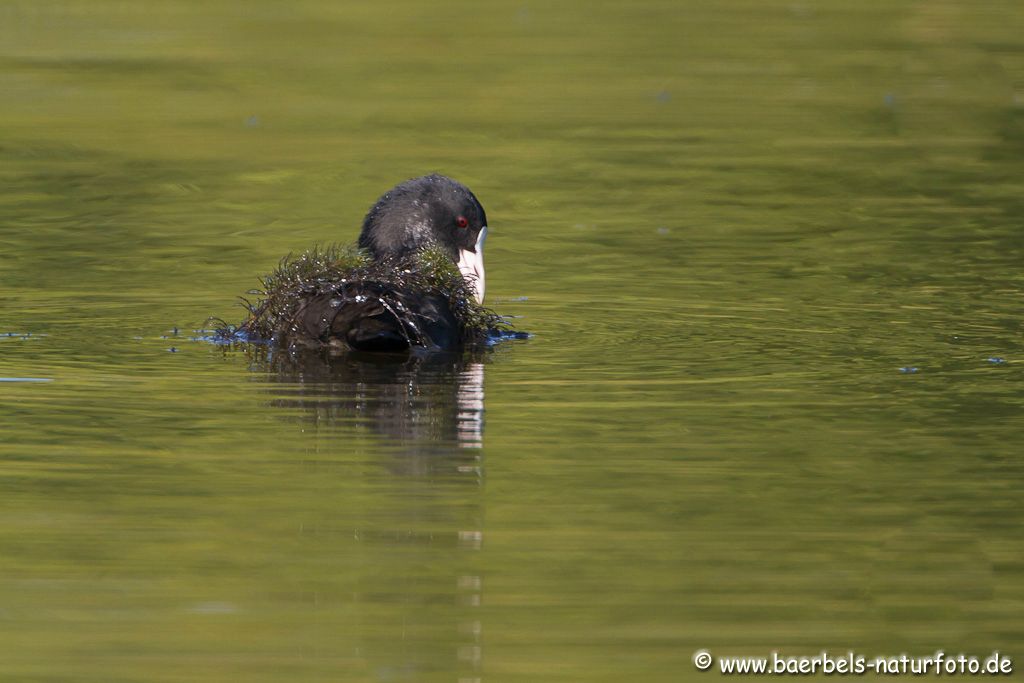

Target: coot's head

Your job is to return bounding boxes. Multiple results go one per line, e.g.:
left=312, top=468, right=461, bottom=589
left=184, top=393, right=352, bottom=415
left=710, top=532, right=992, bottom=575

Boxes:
left=358, top=174, right=488, bottom=303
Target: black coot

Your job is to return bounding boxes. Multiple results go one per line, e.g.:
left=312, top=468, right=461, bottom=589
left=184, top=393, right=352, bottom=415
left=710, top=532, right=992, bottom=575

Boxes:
left=240, top=175, right=498, bottom=353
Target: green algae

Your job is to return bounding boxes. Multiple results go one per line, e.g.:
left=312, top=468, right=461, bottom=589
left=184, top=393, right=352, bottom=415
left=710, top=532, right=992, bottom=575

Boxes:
left=236, top=243, right=506, bottom=349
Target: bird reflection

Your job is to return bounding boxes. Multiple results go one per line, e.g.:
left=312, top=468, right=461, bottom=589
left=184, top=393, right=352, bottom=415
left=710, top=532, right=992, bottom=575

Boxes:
left=246, top=347, right=489, bottom=681
left=259, top=349, right=488, bottom=467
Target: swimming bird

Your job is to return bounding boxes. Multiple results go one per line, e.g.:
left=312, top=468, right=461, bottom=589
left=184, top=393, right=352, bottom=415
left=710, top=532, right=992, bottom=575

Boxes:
left=240, top=174, right=498, bottom=354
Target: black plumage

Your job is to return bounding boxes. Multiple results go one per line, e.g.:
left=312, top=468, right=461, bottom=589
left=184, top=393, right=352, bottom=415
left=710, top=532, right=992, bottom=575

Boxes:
left=235, top=175, right=504, bottom=353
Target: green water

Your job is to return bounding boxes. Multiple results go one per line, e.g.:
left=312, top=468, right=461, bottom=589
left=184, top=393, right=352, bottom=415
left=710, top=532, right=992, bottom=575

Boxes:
left=2, top=1, right=1023, bottom=681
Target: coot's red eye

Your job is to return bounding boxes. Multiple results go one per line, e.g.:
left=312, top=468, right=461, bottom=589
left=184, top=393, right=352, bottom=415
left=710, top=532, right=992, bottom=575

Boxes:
left=456, top=216, right=469, bottom=228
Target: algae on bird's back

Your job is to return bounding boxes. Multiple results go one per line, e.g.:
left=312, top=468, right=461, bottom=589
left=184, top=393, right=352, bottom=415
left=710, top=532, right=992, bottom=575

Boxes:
left=237, top=244, right=505, bottom=350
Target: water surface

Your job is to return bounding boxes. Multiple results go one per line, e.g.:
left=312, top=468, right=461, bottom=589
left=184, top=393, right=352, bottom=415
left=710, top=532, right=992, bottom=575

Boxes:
left=1, top=1, right=1023, bottom=681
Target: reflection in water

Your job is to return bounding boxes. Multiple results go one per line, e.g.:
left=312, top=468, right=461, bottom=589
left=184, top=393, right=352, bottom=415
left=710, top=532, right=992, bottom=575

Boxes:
left=256, top=349, right=488, bottom=682
left=263, top=349, right=487, bottom=456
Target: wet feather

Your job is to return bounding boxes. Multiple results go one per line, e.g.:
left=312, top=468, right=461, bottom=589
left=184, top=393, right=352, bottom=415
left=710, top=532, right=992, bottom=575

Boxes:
left=232, top=244, right=507, bottom=351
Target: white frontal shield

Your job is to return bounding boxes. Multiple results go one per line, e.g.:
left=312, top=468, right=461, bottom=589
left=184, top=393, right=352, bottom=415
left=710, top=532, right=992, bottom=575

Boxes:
left=457, top=226, right=487, bottom=304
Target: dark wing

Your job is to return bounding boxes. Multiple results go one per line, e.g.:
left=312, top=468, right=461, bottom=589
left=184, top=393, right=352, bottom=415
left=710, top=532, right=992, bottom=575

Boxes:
left=286, top=281, right=462, bottom=353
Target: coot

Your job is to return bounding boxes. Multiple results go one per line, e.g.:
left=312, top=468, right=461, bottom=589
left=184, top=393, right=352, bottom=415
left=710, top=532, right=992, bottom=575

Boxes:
left=238, top=174, right=503, bottom=353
